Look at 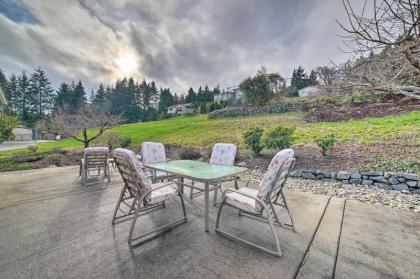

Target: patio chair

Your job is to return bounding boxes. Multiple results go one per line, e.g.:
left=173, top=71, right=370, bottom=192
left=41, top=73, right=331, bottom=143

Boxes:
left=189, top=143, right=238, bottom=205
left=141, top=142, right=174, bottom=182
left=112, top=148, right=187, bottom=245
left=215, top=148, right=296, bottom=258
left=80, top=146, right=111, bottom=185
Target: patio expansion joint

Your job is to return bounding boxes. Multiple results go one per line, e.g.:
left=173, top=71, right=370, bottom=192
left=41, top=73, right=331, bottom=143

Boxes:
left=292, top=195, right=332, bottom=279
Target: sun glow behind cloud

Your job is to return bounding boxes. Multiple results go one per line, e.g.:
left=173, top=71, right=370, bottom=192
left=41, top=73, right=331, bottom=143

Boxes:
left=116, top=53, right=138, bottom=77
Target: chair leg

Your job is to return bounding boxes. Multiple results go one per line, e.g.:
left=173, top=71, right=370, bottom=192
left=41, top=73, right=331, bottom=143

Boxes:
left=189, top=181, right=195, bottom=199
left=112, top=185, right=130, bottom=224
left=234, top=177, right=239, bottom=190
left=213, top=182, right=221, bottom=206
left=215, top=200, right=282, bottom=258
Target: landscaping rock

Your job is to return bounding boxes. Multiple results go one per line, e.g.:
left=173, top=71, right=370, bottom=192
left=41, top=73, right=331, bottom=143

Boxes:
left=302, top=172, right=316, bottom=180
left=342, top=180, right=350, bottom=184
left=290, top=170, right=302, bottom=177
left=393, top=183, right=409, bottom=191
left=406, top=181, right=418, bottom=187
left=330, top=172, right=336, bottom=179
left=371, top=176, right=388, bottom=183
left=362, top=179, right=373, bottom=186
left=349, top=179, right=362, bottom=185
left=361, top=170, right=383, bottom=176
left=316, top=174, right=324, bottom=179
left=397, top=177, right=406, bottom=182
left=337, top=171, right=350, bottom=180
left=389, top=177, right=399, bottom=185
left=323, top=171, right=330, bottom=178
left=402, top=173, right=419, bottom=181
left=350, top=171, right=361, bottom=179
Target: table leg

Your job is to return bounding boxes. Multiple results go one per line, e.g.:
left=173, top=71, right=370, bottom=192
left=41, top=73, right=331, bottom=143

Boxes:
left=180, top=177, right=184, bottom=194
left=205, top=182, right=209, bottom=232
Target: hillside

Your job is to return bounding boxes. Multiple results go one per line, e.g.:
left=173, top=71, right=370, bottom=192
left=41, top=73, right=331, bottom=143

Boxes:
left=1, top=111, right=419, bottom=157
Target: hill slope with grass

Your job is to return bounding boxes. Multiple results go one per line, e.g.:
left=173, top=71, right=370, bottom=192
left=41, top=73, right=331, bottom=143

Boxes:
left=1, top=110, right=419, bottom=157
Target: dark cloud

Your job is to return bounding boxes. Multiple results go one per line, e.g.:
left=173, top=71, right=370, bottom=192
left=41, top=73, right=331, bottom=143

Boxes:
left=0, top=0, right=354, bottom=94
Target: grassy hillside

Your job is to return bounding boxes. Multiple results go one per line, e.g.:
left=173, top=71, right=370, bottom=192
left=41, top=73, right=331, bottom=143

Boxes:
left=1, top=111, right=419, bottom=157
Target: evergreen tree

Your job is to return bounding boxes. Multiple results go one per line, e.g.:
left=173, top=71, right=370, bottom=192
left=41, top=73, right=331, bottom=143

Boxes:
left=92, top=83, right=106, bottom=107
left=54, top=83, right=72, bottom=111
left=6, top=74, right=18, bottom=113
left=309, top=70, right=318, bottom=85
left=17, top=71, right=32, bottom=120
left=0, top=68, right=7, bottom=92
left=158, top=88, right=175, bottom=114
left=72, top=80, right=87, bottom=110
left=29, top=67, right=54, bottom=116
left=203, top=84, right=213, bottom=102
left=185, top=87, right=197, bottom=103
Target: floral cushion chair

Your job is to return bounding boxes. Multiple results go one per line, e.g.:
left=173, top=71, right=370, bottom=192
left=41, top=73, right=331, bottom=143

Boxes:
left=215, top=148, right=296, bottom=258
left=189, top=143, right=238, bottom=205
left=112, top=148, right=187, bottom=245
left=80, top=146, right=111, bottom=185
left=141, top=142, right=174, bottom=182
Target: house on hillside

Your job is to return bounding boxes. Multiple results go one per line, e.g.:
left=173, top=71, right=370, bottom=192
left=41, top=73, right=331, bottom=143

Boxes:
left=167, top=103, right=195, bottom=116
left=214, top=86, right=245, bottom=105
left=0, top=87, right=6, bottom=112
left=298, top=86, right=321, bottom=97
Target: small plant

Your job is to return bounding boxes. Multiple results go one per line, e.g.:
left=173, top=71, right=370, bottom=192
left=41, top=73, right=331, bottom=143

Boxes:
left=48, top=154, right=62, bottom=167
left=315, top=134, right=336, bottom=156
left=27, top=145, right=38, bottom=153
left=373, top=158, right=420, bottom=173
left=262, top=126, right=295, bottom=150
left=179, top=147, right=201, bottom=160
left=243, top=127, right=264, bottom=155
left=121, top=137, right=132, bottom=148
left=96, top=132, right=122, bottom=150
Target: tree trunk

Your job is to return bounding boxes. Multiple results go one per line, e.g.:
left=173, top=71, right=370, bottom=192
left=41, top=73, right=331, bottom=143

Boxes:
left=83, top=128, right=89, bottom=148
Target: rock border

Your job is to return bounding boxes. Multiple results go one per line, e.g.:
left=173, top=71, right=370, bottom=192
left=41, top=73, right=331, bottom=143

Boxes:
left=290, top=169, right=419, bottom=192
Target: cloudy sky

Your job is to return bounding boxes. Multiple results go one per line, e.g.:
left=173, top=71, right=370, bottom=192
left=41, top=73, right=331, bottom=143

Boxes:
left=0, top=0, right=355, bottom=95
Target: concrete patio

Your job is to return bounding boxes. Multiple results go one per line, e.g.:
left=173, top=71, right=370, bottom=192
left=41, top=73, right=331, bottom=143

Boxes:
left=0, top=166, right=419, bottom=279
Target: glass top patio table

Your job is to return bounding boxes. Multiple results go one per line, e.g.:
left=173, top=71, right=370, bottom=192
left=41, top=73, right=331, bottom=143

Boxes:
left=144, top=160, right=247, bottom=182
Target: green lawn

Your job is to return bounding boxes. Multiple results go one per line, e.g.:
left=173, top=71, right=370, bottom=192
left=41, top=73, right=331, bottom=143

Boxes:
left=1, top=111, right=419, bottom=157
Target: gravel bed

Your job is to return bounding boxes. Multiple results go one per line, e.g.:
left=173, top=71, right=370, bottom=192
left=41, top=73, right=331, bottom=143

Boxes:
left=242, top=170, right=420, bottom=213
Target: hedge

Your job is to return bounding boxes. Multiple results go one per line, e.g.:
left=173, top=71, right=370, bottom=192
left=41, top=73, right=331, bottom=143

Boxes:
left=207, top=103, right=303, bottom=119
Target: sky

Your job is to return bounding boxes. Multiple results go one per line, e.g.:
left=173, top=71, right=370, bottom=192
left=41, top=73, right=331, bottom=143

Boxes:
left=0, top=0, right=356, bottom=95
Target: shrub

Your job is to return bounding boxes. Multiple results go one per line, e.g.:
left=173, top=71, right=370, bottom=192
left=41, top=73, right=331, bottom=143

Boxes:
left=96, top=132, right=122, bottom=150
left=179, top=147, right=201, bottom=160
left=208, top=103, right=302, bottom=119
left=52, top=147, right=62, bottom=154
left=315, top=134, right=336, bottom=156
left=121, top=137, right=132, bottom=148
left=243, top=127, right=264, bottom=155
left=27, top=145, right=38, bottom=153
left=48, top=154, right=62, bottom=167
left=262, top=126, right=295, bottom=150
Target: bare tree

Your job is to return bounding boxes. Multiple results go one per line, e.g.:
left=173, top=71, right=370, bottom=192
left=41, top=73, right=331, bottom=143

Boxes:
left=337, top=0, right=420, bottom=99
left=48, top=106, right=123, bottom=147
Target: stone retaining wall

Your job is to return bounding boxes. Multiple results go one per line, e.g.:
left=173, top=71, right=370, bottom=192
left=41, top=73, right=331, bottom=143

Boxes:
left=290, top=169, right=420, bottom=192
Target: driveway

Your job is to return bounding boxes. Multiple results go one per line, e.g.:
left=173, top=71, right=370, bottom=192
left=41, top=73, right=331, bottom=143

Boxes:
left=0, top=140, right=53, bottom=151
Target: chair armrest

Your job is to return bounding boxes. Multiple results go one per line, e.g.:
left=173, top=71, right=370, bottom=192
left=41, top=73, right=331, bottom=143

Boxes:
left=246, top=178, right=262, bottom=187
left=222, top=188, right=266, bottom=208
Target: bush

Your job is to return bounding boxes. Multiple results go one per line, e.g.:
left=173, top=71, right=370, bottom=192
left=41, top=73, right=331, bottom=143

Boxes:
left=262, top=126, right=294, bottom=150
left=208, top=103, right=302, bottom=119
left=96, top=132, right=122, bottom=150
left=121, top=137, right=132, bottom=148
left=315, top=134, right=336, bottom=156
left=52, top=147, right=62, bottom=154
left=27, top=145, right=38, bottom=153
left=179, top=147, right=201, bottom=160
left=48, top=154, right=62, bottom=167
left=243, top=127, right=264, bottom=155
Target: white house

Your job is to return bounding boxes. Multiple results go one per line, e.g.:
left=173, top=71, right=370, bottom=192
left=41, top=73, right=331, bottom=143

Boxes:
left=12, top=126, right=33, bottom=141
left=167, top=103, right=195, bottom=116
left=298, top=86, right=322, bottom=97
left=214, top=86, right=245, bottom=104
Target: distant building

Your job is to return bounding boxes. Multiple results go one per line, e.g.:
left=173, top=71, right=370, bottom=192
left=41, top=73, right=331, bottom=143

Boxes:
left=167, top=103, right=195, bottom=116
left=214, top=86, right=245, bottom=105
left=12, top=125, right=33, bottom=141
left=298, top=86, right=321, bottom=97
left=0, top=87, right=6, bottom=112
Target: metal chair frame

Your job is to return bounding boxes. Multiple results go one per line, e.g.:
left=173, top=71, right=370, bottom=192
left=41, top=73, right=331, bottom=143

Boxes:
left=215, top=159, right=296, bottom=258
left=80, top=150, right=111, bottom=185
left=112, top=153, right=187, bottom=245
